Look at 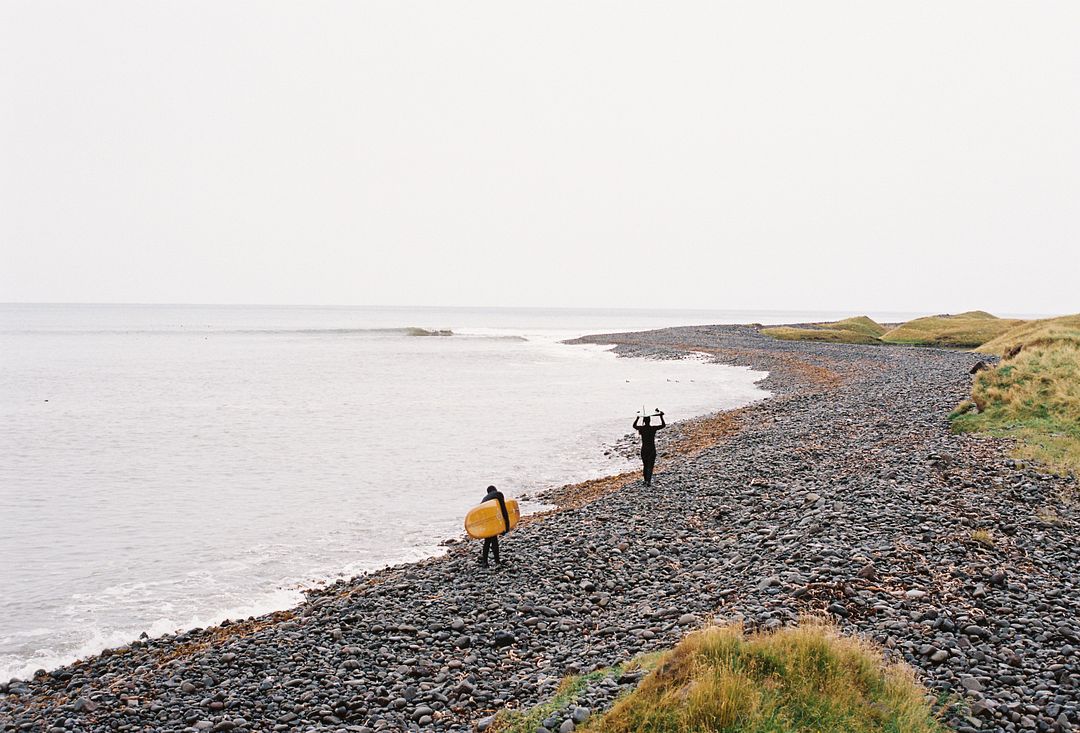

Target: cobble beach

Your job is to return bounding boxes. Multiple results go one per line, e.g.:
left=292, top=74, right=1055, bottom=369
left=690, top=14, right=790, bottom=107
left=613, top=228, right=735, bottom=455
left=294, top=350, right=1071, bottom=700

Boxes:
left=2, top=324, right=1077, bottom=733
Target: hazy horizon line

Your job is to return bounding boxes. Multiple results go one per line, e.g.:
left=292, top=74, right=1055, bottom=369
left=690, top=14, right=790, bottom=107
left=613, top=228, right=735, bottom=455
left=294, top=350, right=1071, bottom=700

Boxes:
left=0, top=301, right=1062, bottom=320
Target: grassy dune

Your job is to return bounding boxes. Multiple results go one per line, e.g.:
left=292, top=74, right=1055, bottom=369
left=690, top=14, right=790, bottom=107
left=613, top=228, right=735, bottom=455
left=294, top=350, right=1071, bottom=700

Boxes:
left=975, top=314, right=1080, bottom=355
left=880, top=312, right=1024, bottom=348
left=760, top=312, right=1026, bottom=349
left=953, top=315, right=1080, bottom=478
left=581, top=622, right=943, bottom=733
left=761, top=316, right=886, bottom=345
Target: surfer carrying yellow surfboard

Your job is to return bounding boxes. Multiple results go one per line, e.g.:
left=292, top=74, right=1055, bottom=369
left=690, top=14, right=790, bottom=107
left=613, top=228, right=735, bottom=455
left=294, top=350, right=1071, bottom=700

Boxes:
left=633, top=409, right=666, bottom=486
left=478, top=485, right=510, bottom=567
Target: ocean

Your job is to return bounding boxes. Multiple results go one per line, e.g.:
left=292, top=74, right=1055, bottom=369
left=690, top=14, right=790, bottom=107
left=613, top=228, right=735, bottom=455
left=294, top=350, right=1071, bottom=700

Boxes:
left=0, top=304, right=908, bottom=680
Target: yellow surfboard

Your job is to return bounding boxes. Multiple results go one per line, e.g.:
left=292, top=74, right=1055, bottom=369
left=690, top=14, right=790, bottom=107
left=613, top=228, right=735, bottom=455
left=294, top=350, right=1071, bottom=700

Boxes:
left=464, top=499, right=520, bottom=539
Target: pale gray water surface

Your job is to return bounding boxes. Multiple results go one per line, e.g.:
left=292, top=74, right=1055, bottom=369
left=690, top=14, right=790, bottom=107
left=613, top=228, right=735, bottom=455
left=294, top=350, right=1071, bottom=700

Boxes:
left=0, top=304, right=889, bottom=679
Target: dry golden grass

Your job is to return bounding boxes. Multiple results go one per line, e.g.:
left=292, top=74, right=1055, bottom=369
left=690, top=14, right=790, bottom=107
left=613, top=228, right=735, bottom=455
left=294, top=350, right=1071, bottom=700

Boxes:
left=880, top=312, right=1024, bottom=348
left=970, top=529, right=995, bottom=547
left=976, top=314, right=1080, bottom=355
left=580, top=621, right=944, bottom=733
left=762, top=316, right=886, bottom=345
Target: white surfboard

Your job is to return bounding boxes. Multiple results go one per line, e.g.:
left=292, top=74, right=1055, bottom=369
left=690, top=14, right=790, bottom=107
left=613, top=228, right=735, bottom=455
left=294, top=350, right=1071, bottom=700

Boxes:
left=636, top=405, right=662, bottom=418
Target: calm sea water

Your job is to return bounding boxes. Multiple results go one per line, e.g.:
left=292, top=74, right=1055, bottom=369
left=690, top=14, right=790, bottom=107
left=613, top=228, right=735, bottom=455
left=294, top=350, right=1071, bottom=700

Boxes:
left=0, top=304, right=912, bottom=680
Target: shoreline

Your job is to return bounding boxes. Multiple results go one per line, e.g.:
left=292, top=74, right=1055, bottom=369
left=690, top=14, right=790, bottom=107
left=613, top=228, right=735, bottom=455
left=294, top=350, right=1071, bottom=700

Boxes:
left=3, top=324, right=1078, bottom=733
left=0, top=339, right=767, bottom=685
left=0, top=332, right=762, bottom=685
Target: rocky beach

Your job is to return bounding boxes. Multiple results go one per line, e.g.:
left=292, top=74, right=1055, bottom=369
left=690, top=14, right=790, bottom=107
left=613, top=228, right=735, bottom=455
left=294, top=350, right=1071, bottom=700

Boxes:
left=2, top=324, right=1077, bottom=733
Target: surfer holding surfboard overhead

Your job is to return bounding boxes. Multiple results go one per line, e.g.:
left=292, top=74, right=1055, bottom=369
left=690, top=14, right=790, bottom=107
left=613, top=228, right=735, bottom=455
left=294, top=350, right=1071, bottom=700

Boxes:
left=633, top=408, right=666, bottom=487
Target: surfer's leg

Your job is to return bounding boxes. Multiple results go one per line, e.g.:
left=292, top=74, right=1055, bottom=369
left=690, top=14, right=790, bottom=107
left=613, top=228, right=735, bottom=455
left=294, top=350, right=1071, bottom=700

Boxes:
left=642, top=450, right=656, bottom=485
left=492, top=536, right=501, bottom=564
left=481, top=538, right=492, bottom=567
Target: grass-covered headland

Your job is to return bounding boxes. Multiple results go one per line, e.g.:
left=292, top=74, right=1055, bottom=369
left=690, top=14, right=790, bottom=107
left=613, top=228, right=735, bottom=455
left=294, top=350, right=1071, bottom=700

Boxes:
left=763, top=310, right=1080, bottom=479
left=762, top=311, right=1023, bottom=349
left=496, top=622, right=945, bottom=733
left=952, top=315, right=1080, bottom=478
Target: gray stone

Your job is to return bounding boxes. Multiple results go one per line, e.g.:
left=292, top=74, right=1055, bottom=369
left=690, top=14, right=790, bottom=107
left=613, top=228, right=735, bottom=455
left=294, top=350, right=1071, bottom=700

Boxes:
left=960, top=676, right=984, bottom=692
left=73, top=698, right=97, bottom=713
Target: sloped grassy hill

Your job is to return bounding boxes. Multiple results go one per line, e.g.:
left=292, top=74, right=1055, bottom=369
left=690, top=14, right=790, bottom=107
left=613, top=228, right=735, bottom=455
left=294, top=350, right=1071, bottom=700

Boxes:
left=761, top=316, right=886, bottom=345
left=879, top=311, right=1025, bottom=348
left=976, top=314, right=1080, bottom=355
left=762, top=312, right=1024, bottom=349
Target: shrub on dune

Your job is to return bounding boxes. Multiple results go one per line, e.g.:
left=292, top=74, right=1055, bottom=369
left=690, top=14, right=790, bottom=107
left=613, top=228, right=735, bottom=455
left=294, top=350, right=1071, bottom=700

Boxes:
left=586, top=622, right=943, bottom=733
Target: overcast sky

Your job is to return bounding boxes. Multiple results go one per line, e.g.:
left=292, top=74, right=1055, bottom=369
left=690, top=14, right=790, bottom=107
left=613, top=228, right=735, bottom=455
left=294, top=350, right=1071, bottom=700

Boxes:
left=1, top=2, right=1077, bottom=314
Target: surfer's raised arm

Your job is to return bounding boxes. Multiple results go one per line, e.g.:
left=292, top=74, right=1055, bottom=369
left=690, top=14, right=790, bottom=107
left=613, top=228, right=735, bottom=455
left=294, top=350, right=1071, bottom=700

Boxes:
left=658, top=411, right=667, bottom=429
left=633, top=416, right=641, bottom=428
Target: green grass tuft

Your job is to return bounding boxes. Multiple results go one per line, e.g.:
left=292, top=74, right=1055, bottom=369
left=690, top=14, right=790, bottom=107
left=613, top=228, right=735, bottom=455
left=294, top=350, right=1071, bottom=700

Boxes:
left=576, top=621, right=945, bottom=733
left=491, top=662, right=640, bottom=733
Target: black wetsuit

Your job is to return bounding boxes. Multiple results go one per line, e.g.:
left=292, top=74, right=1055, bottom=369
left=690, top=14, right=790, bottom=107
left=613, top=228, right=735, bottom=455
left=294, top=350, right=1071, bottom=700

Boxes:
left=481, top=488, right=509, bottom=566
left=634, top=415, right=666, bottom=486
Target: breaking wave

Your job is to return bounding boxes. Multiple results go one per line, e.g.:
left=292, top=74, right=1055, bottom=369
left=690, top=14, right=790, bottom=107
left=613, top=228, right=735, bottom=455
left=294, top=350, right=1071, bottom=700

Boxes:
left=404, top=327, right=453, bottom=337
